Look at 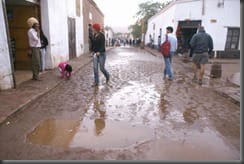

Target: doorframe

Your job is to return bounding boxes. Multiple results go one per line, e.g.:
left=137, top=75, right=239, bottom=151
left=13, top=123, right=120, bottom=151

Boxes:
left=1, top=0, right=16, bottom=88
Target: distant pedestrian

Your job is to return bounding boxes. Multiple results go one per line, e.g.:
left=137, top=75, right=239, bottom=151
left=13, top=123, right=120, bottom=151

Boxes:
left=58, top=61, right=72, bottom=80
left=91, top=23, right=110, bottom=86
left=158, top=35, right=161, bottom=51
left=40, top=28, right=48, bottom=72
left=27, top=19, right=41, bottom=81
left=190, top=26, right=213, bottom=85
left=88, top=23, right=93, bottom=52
left=161, top=26, right=178, bottom=81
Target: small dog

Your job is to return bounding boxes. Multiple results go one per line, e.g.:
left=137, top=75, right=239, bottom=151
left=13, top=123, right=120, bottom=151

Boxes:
left=58, top=62, right=72, bottom=79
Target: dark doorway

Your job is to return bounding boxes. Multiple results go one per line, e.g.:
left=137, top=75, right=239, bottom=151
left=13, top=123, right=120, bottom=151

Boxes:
left=68, top=17, right=76, bottom=59
left=176, top=20, right=201, bottom=54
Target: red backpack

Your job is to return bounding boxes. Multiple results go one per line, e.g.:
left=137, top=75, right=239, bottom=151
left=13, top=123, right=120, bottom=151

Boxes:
left=160, top=35, right=171, bottom=57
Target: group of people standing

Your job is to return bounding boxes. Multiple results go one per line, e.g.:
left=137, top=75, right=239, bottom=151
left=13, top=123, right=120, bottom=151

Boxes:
left=161, top=25, right=213, bottom=85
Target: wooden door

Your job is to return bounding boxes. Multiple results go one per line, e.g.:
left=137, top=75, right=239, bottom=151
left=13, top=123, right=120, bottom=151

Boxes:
left=7, top=5, right=39, bottom=70
left=68, top=17, right=76, bottom=59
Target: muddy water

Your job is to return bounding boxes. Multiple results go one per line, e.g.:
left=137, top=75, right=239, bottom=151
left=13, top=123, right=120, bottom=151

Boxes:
left=0, top=47, right=239, bottom=160
left=27, top=118, right=154, bottom=149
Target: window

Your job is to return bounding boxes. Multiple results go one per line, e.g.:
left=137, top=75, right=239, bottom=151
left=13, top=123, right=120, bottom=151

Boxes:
left=225, top=28, right=240, bottom=50
left=89, top=12, right=92, bottom=20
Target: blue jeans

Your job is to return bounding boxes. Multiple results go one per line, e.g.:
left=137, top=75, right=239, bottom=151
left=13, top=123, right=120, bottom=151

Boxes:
left=93, top=52, right=110, bottom=84
left=163, top=52, right=174, bottom=79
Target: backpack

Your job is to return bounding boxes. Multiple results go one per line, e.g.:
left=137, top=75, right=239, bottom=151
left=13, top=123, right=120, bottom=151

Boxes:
left=160, top=35, right=171, bottom=57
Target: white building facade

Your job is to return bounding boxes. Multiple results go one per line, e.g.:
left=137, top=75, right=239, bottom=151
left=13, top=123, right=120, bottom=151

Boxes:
left=145, top=0, right=240, bottom=58
left=40, top=0, right=85, bottom=68
left=0, top=0, right=13, bottom=90
left=0, top=0, right=86, bottom=90
left=104, top=26, right=114, bottom=47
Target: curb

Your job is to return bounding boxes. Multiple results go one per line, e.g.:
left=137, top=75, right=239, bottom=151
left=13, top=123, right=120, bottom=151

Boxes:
left=0, top=48, right=116, bottom=125
left=213, top=87, right=240, bottom=106
left=0, top=54, right=93, bottom=125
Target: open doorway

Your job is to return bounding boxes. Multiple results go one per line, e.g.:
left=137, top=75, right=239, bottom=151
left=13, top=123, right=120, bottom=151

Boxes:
left=5, top=0, right=40, bottom=85
left=176, top=20, right=201, bottom=56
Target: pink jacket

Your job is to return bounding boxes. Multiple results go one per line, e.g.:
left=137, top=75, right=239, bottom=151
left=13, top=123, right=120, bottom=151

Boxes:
left=58, top=62, right=71, bottom=78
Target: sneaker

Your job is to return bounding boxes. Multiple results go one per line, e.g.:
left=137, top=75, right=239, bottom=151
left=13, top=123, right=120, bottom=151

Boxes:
left=192, top=75, right=198, bottom=82
left=91, top=83, right=98, bottom=87
left=198, top=79, right=203, bottom=85
left=32, top=77, right=42, bottom=81
left=106, top=75, right=110, bottom=83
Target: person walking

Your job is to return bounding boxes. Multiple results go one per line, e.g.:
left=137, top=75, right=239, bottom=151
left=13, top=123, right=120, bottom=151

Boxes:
left=40, top=28, right=48, bottom=72
left=27, top=22, right=41, bottom=81
left=91, top=23, right=110, bottom=86
left=190, top=26, right=213, bottom=85
left=161, top=26, right=178, bottom=80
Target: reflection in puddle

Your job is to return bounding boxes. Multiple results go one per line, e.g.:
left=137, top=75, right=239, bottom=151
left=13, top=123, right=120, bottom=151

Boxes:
left=108, top=52, right=131, bottom=66
left=26, top=119, right=80, bottom=147
left=70, top=118, right=154, bottom=149
left=104, top=81, right=160, bottom=123
left=166, top=110, right=185, bottom=123
left=27, top=118, right=154, bottom=149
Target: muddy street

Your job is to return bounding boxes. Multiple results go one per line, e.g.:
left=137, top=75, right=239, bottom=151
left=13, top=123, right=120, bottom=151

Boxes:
left=0, top=46, right=240, bottom=160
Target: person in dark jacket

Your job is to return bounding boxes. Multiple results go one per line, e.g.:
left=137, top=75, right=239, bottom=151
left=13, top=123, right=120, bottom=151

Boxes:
left=40, top=28, right=48, bottom=71
left=91, top=23, right=110, bottom=86
left=190, top=26, right=213, bottom=85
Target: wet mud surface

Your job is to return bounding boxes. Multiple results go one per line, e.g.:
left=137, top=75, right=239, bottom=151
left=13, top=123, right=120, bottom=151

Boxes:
left=0, top=47, right=240, bottom=160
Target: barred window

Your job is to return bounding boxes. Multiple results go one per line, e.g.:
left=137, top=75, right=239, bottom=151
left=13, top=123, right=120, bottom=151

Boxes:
left=225, top=28, right=240, bottom=50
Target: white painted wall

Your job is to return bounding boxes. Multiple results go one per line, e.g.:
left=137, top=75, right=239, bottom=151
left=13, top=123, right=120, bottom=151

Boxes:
left=42, top=0, right=69, bottom=68
left=40, top=0, right=85, bottom=69
left=75, top=14, right=84, bottom=57
left=0, top=1, right=13, bottom=90
left=146, top=0, right=240, bottom=51
left=105, top=28, right=113, bottom=46
left=146, top=3, right=177, bottom=45
left=40, top=0, right=52, bottom=69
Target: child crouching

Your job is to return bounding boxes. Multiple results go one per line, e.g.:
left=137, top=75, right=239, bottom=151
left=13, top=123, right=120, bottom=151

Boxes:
left=58, top=62, right=72, bottom=80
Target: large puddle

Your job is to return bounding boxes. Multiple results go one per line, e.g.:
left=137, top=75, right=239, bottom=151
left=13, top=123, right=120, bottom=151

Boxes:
left=26, top=79, right=239, bottom=159
left=26, top=118, right=155, bottom=149
left=26, top=119, right=239, bottom=160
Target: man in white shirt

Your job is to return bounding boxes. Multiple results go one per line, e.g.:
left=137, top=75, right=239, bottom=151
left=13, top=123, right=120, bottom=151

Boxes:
left=161, top=26, right=178, bottom=80
left=27, top=23, right=41, bottom=80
